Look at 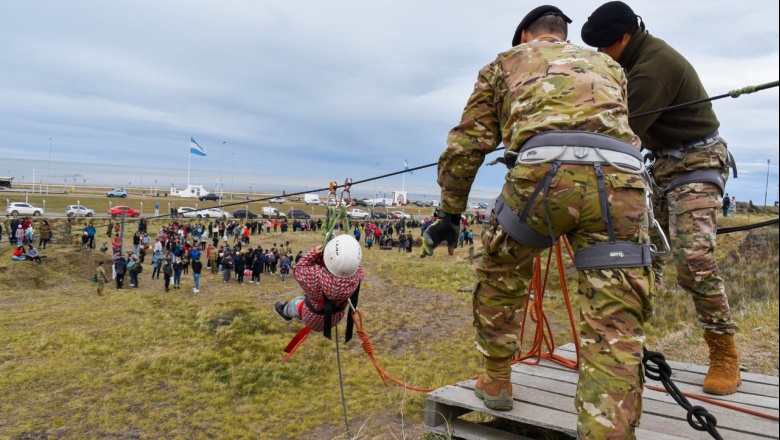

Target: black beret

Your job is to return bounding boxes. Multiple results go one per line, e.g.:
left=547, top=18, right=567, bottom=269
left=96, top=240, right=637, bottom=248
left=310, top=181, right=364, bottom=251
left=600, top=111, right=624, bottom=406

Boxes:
left=581, top=1, right=637, bottom=48
left=512, top=5, right=572, bottom=46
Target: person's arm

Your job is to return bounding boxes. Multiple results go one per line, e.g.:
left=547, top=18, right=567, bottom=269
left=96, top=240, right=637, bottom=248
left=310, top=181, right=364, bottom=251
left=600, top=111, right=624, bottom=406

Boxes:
left=438, top=61, right=502, bottom=215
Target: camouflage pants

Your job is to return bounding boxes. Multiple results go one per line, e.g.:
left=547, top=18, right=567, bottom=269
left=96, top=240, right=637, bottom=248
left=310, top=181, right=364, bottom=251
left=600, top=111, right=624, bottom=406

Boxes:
left=650, top=140, right=736, bottom=335
left=475, top=162, right=653, bottom=439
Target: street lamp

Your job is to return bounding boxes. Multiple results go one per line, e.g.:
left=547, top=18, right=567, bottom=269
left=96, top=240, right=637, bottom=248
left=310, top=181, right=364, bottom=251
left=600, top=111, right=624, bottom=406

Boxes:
left=220, top=141, right=226, bottom=198
left=46, top=137, right=51, bottom=195
left=765, top=159, right=771, bottom=206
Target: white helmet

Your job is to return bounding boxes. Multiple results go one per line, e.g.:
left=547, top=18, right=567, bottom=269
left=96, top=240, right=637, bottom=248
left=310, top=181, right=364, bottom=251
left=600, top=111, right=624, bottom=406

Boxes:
left=323, top=234, right=362, bottom=278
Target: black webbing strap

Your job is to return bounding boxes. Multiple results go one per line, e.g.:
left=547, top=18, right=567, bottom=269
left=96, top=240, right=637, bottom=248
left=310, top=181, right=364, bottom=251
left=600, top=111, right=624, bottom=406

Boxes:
left=344, top=283, right=360, bottom=343
left=573, top=162, right=652, bottom=270
left=494, top=161, right=561, bottom=249
left=594, top=163, right=616, bottom=243
left=304, top=296, right=348, bottom=340
left=667, top=169, right=726, bottom=195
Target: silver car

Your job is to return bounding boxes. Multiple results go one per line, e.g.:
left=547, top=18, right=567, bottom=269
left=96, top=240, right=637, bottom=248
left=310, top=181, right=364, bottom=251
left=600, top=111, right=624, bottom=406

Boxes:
left=6, top=202, right=44, bottom=216
left=66, top=204, right=95, bottom=217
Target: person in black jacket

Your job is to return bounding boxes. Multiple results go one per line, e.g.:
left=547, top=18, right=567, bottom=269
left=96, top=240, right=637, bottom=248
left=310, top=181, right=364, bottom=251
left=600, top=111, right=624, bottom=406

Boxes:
left=234, top=252, right=246, bottom=284
left=114, top=253, right=127, bottom=290
left=162, top=259, right=173, bottom=292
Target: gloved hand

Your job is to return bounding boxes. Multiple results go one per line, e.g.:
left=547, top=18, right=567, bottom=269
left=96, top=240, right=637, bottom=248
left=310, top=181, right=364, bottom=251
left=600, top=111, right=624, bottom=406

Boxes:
left=420, top=211, right=461, bottom=258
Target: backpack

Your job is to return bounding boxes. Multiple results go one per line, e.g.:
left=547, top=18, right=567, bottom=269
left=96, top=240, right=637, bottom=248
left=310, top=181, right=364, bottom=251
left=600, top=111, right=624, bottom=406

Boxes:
left=132, top=263, right=143, bottom=274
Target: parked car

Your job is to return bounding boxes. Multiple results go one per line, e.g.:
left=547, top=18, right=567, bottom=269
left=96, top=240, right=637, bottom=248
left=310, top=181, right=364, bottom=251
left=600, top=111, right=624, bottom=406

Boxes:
left=177, top=207, right=199, bottom=218
left=287, top=209, right=311, bottom=219
left=108, top=206, right=140, bottom=217
left=304, top=194, right=322, bottom=205
left=199, top=193, right=221, bottom=202
left=413, top=200, right=425, bottom=207
left=233, top=209, right=258, bottom=219
left=66, top=204, right=95, bottom=217
left=106, top=188, right=128, bottom=198
left=200, top=207, right=229, bottom=219
left=354, top=198, right=369, bottom=207
left=269, top=197, right=286, bottom=204
left=6, top=202, right=44, bottom=216
left=261, top=207, right=286, bottom=219
left=390, top=211, right=411, bottom=219
left=348, top=209, right=370, bottom=220
left=371, top=211, right=388, bottom=219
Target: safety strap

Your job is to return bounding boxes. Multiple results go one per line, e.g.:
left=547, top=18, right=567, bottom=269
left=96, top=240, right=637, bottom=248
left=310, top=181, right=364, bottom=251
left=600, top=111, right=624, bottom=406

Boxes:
left=666, top=169, right=726, bottom=195
left=594, top=163, right=616, bottom=243
left=494, top=162, right=561, bottom=249
left=304, top=296, right=347, bottom=340
left=574, top=241, right=652, bottom=270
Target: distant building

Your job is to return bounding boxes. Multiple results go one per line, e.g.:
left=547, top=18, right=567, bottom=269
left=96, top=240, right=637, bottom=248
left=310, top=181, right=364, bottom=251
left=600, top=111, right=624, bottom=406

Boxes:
left=169, top=184, right=209, bottom=198
left=0, top=177, right=13, bottom=188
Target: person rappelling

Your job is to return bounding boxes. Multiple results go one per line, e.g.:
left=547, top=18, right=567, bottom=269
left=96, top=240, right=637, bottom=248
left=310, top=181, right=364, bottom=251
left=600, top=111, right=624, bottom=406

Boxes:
left=274, top=227, right=364, bottom=360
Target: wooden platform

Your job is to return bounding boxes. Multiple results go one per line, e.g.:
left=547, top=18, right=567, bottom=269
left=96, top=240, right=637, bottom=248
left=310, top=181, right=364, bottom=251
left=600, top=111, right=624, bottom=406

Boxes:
left=426, top=344, right=779, bottom=439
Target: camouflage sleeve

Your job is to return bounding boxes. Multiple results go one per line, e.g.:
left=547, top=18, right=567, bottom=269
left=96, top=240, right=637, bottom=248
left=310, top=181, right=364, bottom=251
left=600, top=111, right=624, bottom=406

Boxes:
left=438, top=61, right=502, bottom=214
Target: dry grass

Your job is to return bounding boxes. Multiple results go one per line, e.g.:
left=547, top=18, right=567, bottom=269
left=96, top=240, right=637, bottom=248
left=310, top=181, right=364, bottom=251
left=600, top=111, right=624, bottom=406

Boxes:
left=0, top=211, right=777, bottom=439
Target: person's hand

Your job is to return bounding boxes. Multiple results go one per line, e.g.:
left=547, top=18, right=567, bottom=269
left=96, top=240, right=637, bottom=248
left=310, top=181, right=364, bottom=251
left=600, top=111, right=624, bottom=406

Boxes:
left=420, top=212, right=461, bottom=258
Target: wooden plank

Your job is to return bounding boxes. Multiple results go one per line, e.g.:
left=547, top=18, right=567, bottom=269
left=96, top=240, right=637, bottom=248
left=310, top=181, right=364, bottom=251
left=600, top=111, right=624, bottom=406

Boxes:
left=427, top=417, right=532, bottom=440
left=555, top=343, right=780, bottom=386
left=513, top=361, right=779, bottom=413
left=427, top=382, right=579, bottom=437
left=426, top=344, right=779, bottom=440
left=429, top=382, right=688, bottom=440
left=455, top=377, right=778, bottom=439
left=541, top=346, right=780, bottom=408
left=511, top=367, right=779, bottom=424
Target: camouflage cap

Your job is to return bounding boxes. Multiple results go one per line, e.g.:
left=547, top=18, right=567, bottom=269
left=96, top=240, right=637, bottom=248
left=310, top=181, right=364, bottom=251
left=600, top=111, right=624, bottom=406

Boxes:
left=581, top=1, right=637, bottom=47
left=512, top=5, right=572, bottom=46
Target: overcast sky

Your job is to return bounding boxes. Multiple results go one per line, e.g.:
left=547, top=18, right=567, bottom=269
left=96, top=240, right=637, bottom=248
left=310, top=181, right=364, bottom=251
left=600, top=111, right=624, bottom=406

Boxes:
left=1, top=1, right=778, bottom=202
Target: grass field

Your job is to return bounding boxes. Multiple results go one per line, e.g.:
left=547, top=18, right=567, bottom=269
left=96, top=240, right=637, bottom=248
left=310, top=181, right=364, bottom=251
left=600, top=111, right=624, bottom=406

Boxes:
left=0, top=210, right=777, bottom=439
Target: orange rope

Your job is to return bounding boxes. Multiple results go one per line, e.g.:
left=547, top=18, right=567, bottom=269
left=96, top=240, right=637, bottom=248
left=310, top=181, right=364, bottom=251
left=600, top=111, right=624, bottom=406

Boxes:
left=351, top=308, right=437, bottom=392
left=514, top=238, right=579, bottom=370
left=349, top=235, right=778, bottom=423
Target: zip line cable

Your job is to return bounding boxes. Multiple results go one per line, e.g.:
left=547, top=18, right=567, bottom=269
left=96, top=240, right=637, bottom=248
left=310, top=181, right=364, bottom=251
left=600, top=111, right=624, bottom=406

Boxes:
left=77, top=79, right=777, bottom=234
left=630, top=80, right=779, bottom=119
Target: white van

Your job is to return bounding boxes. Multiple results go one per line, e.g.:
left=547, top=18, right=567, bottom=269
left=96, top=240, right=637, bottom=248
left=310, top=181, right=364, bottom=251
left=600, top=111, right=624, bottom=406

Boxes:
left=304, top=194, right=322, bottom=205
left=261, top=207, right=286, bottom=219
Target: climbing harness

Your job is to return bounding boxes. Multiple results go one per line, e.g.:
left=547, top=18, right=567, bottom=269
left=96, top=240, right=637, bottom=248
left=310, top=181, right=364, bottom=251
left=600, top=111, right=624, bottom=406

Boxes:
left=644, top=131, right=737, bottom=198
left=490, top=131, right=653, bottom=270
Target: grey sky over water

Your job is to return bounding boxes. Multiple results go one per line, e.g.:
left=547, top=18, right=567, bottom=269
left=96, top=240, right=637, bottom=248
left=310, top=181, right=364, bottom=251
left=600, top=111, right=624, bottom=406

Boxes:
left=1, top=1, right=778, bottom=203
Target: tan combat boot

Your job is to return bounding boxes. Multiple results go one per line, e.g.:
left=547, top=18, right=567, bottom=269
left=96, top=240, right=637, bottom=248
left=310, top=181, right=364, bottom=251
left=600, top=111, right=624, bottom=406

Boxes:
left=474, top=356, right=513, bottom=410
left=702, top=332, right=742, bottom=395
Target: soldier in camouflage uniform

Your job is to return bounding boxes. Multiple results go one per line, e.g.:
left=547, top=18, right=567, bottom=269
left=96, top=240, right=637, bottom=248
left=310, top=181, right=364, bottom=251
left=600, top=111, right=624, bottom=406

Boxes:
left=424, top=6, right=653, bottom=439
left=582, top=1, right=741, bottom=397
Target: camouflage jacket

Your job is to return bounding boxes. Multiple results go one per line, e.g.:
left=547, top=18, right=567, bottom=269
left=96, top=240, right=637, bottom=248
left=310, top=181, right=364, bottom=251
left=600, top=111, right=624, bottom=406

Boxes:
left=438, top=37, right=640, bottom=214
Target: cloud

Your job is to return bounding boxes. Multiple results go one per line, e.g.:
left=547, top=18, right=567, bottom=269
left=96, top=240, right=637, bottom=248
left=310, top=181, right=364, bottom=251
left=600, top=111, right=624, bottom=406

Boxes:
left=0, top=0, right=777, bottom=203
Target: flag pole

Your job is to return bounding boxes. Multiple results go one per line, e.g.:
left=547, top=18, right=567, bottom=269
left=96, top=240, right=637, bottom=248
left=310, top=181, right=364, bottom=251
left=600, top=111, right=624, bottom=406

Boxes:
left=187, top=140, right=191, bottom=188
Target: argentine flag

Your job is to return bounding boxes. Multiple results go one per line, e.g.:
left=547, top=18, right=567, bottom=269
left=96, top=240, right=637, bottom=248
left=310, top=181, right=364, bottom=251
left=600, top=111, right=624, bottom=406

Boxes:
left=404, top=159, right=412, bottom=174
left=190, top=137, right=207, bottom=156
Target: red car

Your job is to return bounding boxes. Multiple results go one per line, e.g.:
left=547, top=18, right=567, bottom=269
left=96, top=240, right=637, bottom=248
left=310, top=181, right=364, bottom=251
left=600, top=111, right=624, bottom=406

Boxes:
left=108, top=206, right=141, bottom=217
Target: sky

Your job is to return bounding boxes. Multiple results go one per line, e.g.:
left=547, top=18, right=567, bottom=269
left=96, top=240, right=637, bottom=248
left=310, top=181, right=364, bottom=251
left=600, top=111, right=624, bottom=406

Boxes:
left=1, top=0, right=778, bottom=203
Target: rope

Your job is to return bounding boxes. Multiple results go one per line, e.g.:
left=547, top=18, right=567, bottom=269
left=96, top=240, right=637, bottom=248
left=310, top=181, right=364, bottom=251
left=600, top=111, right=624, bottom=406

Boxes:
left=513, top=237, right=580, bottom=370
left=350, top=307, right=437, bottom=392
left=73, top=78, right=779, bottom=234
left=717, top=217, right=779, bottom=234
left=334, top=324, right=352, bottom=440
left=630, top=80, right=778, bottom=119
left=643, top=348, right=724, bottom=440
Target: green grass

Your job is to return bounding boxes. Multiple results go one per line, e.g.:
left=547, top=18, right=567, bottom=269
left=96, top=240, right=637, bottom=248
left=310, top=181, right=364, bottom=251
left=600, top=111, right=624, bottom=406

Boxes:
left=0, top=212, right=777, bottom=438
